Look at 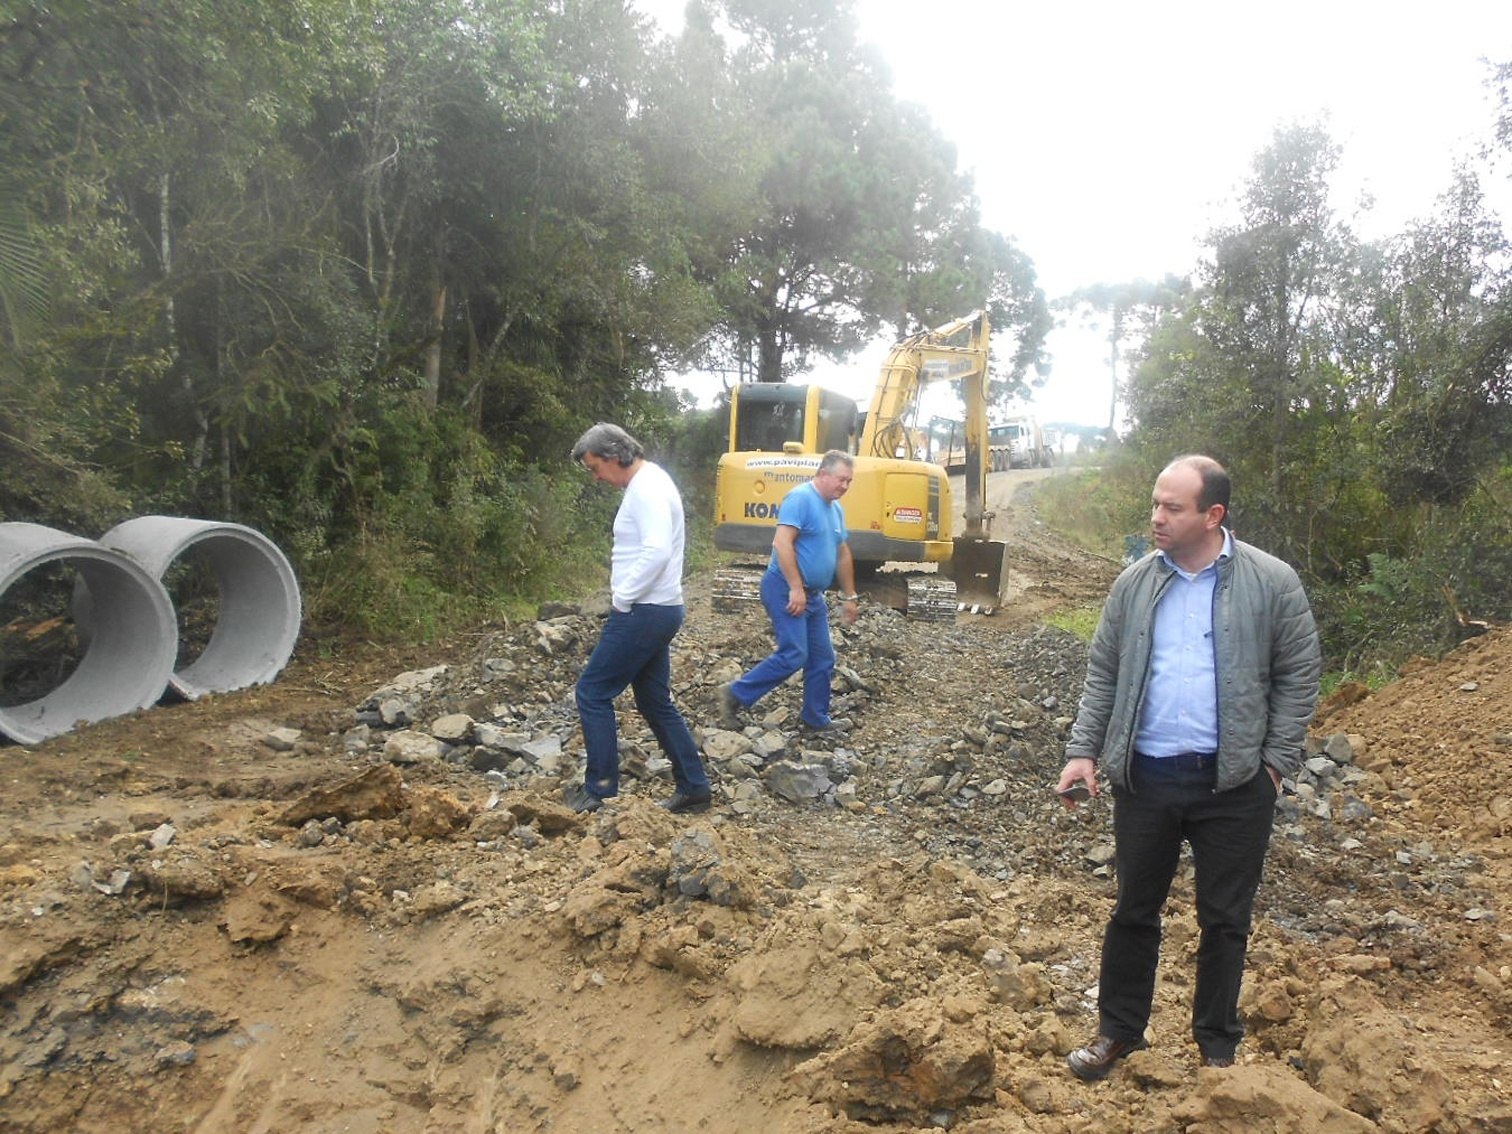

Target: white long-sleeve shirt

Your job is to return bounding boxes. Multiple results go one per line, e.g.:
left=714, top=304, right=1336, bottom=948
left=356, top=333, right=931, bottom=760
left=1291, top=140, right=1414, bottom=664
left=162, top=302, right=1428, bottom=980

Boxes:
left=611, top=460, right=686, bottom=611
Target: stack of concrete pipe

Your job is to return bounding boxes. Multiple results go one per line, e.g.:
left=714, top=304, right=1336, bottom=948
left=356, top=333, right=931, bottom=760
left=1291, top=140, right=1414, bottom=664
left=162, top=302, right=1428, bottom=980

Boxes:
left=0, top=518, right=301, bottom=745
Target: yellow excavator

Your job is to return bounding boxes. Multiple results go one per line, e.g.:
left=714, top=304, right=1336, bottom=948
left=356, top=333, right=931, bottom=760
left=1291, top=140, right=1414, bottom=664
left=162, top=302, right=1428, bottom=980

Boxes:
left=712, top=311, right=1008, bottom=617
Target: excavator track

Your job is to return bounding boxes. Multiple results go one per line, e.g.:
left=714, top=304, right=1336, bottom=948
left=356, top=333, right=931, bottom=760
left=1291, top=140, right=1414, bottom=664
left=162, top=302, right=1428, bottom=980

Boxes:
left=906, top=578, right=958, bottom=621
left=712, top=568, right=764, bottom=613
left=713, top=566, right=960, bottom=622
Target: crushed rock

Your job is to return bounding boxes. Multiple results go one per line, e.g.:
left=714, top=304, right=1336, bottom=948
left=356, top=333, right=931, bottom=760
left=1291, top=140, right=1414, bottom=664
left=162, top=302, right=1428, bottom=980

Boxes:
left=0, top=486, right=1508, bottom=1133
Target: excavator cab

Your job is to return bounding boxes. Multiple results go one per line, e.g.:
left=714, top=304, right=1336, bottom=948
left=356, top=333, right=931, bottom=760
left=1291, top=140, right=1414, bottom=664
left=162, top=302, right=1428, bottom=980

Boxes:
left=729, top=383, right=857, bottom=456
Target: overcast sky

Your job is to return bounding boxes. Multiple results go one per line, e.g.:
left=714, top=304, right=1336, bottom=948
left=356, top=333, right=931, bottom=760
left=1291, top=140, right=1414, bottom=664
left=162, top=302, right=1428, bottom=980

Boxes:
left=638, top=0, right=1512, bottom=427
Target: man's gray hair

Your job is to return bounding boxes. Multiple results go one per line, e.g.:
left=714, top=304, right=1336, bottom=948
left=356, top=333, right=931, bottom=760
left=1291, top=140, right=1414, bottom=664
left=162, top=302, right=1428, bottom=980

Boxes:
left=819, top=449, right=855, bottom=474
left=571, top=423, right=645, bottom=468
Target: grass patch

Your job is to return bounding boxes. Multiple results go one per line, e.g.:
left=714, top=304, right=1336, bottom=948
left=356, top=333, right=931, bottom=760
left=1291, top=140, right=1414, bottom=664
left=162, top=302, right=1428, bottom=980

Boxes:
left=1319, top=662, right=1397, bottom=699
left=1046, top=604, right=1102, bottom=642
left=1035, top=467, right=1148, bottom=559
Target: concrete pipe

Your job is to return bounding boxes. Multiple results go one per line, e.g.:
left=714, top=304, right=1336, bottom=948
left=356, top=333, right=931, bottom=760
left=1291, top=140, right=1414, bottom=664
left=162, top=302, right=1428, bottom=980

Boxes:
left=96, top=517, right=302, bottom=700
left=0, top=522, right=178, bottom=745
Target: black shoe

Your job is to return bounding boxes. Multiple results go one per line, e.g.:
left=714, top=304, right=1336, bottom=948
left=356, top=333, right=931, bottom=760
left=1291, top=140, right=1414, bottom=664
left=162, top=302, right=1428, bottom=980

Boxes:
left=800, top=717, right=853, bottom=738
left=658, top=790, right=712, bottom=814
left=1200, top=1052, right=1234, bottom=1068
left=562, top=782, right=605, bottom=813
left=716, top=682, right=743, bottom=730
left=1066, top=1035, right=1148, bottom=1081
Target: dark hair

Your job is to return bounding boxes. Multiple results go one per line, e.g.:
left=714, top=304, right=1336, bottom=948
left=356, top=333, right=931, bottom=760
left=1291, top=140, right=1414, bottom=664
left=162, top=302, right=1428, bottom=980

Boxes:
left=571, top=423, right=644, bottom=468
left=1167, top=454, right=1231, bottom=518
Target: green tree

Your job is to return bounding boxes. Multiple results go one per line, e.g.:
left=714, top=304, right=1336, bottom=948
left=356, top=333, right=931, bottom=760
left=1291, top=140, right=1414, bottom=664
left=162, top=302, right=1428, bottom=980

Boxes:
left=1127, top=123, right=1355, bottom=563
left=1367, top=169, right=1512, bottom=506
left=1205, top=123, right=1350, bottom=524
left=1061, top=276, right=1189, bottom=433
left=660, top=0, right=1048, bottom=385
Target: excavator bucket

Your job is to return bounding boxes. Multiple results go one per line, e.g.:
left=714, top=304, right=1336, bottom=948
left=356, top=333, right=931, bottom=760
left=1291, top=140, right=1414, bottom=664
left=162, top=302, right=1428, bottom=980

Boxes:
left=947, top=536, right=1008, bottom=614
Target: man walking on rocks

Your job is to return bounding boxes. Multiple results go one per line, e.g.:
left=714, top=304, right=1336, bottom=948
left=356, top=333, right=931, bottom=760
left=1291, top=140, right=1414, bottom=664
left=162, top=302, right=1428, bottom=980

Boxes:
left=718, top=450, right=861, bottom=737
left=1056, top=455, right=1320, bottom=1078
left=563, top=423, right=712, bottom=816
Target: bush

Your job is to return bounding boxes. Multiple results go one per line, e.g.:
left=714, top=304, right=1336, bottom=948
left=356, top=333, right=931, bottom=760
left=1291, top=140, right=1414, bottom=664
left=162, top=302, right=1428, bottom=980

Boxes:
left=1033, top=460, right=1150, bottom=560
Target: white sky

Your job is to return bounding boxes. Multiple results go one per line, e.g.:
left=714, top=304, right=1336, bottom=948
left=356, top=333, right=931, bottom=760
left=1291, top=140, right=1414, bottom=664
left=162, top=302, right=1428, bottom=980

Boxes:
left=638, top=0, right=1512, bottom=427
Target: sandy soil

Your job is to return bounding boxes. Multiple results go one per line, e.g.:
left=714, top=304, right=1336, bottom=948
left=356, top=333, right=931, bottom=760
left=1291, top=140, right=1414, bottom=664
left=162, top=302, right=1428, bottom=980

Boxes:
left=1, top=475, right=1508, bottom=1133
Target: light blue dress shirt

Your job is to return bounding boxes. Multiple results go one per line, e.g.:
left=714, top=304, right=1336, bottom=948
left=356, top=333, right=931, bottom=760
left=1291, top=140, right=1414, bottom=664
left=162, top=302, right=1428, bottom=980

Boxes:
left=1134, top=530, right=1233, bottom=757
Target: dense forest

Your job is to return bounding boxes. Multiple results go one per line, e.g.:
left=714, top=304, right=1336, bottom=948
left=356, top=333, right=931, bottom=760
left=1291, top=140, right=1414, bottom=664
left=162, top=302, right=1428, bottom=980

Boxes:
left=2, top=0, right=1510, bottom=673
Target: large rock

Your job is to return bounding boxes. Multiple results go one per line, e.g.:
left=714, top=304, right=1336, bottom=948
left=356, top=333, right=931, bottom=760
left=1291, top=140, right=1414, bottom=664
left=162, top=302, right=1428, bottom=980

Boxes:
left=279, top=764, right=405, bottom=826
left=793, top=998, right=995, bottom=1123
left=1172, top=1064, right=1377, bottom=1133
left=383, top=729, right=446, bottom=765
left=403, top=785, right=472, bottom=839
left=764, top=762, right=833, bottom=804
left=221, top=888, right=299, bottom=944
left=1300, top=979, right=1453, bottom=1134
left=727, top=943, right=885, bottom=1049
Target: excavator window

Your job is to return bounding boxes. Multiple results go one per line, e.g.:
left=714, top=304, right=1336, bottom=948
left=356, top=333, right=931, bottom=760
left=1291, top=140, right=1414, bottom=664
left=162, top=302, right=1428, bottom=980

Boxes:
left=733, top=384, right=808, bottom=452
left=815, top=391, right=858, bottom=453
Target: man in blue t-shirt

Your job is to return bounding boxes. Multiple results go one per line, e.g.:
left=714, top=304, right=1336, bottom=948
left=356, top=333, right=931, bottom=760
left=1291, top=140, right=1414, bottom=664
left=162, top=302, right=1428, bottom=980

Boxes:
left=718, top=450, right=860, bottom=736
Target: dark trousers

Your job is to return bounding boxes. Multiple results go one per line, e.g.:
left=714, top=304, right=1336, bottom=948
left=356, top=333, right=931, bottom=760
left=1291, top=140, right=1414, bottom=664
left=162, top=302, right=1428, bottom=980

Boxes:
left=1098, top=753, right=1277, bottom=1058
left=574, top=603, right=709, bottom=800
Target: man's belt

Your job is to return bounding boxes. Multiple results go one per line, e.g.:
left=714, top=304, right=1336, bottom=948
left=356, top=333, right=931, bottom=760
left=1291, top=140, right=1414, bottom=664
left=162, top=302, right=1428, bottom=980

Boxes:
left=1136, top=750, right=1216, bottom=770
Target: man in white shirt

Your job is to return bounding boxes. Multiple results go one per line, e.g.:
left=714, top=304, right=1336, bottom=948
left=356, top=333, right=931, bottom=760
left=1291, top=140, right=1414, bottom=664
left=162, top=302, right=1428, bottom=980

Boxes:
left=564, top=423, right=711, bottom=815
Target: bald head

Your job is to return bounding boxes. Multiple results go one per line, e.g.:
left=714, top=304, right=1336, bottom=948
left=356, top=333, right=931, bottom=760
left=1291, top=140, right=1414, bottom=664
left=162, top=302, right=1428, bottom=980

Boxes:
left=1163, top=455, right=1230, bottom=523
left=1151, top=455, right=1230, bottom=572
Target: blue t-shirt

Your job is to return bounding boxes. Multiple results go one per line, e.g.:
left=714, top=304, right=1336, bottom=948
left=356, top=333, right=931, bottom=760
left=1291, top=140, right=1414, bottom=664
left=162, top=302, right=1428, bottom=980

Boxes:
left=767, top=481, right=848, bottom=589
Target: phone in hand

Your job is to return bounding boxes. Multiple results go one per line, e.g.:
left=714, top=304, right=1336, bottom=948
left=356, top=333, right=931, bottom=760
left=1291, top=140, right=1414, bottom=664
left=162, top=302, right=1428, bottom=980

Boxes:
left=1057, top=783, right=1091, bottom=802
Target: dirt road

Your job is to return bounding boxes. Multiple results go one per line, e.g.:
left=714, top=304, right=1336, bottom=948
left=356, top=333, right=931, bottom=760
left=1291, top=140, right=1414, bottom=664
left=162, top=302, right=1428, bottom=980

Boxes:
left=1, top=481, right=1508, bottom=1132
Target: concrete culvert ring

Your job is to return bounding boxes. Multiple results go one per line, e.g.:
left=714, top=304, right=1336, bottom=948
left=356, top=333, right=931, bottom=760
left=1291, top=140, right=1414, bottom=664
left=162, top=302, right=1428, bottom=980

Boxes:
left=0, top=522, right=178, bottom=745
left=95, top=517, right=302, bottom=701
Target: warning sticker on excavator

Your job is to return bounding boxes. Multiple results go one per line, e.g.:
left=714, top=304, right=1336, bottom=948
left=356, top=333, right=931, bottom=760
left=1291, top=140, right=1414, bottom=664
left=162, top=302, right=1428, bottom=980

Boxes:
left=893, top=507, right=923, bottom=524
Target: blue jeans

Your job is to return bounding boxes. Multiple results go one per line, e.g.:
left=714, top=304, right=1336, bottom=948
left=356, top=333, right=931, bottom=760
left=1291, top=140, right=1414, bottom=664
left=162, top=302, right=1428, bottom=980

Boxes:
left=1098, top=754, right=1277, bottom=1059
left=574, top=603, right=709, bottom=800
left=728, top=570, right=836, bottom=728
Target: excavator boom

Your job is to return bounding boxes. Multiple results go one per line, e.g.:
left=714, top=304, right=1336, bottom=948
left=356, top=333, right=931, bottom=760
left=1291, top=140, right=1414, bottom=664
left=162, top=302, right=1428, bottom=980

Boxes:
left=858, top=311, right=1005, bottom=608
left=859, top=311, right=992, bottom=536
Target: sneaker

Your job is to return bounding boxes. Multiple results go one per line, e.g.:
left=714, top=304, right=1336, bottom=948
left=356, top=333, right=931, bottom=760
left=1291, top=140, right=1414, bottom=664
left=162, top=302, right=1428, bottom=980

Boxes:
left=716, top=682, right=743, bottom=730
left=658, top=790, right=712, bottom=814
left=561, top=782, right=605, bottom=813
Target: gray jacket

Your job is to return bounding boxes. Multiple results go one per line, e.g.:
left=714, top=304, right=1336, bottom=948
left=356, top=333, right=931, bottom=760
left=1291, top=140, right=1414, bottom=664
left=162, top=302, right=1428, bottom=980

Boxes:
left=1065, top=536, right=1321, bottom=793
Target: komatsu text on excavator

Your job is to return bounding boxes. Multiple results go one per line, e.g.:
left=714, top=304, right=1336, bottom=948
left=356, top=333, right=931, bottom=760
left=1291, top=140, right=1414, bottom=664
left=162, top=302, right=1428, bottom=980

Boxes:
left=712, top=311, right=1008, bottom=618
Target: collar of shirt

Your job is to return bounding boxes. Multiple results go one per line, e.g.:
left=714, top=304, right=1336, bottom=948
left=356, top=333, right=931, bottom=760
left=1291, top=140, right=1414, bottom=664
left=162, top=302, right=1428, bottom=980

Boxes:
left=1157, top=528, right=1233, bottom=581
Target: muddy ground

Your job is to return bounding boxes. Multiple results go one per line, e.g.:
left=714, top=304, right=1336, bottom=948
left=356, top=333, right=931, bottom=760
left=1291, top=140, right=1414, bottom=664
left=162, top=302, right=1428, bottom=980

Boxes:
left=1, top=479, right=1509, bottom=1133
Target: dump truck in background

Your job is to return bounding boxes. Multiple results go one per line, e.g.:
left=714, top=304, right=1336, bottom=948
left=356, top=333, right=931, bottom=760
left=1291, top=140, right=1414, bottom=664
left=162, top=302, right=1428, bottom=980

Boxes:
left=990, top=417, right=1054, bottom=469
left=929, top=415, right=1055, bottom=471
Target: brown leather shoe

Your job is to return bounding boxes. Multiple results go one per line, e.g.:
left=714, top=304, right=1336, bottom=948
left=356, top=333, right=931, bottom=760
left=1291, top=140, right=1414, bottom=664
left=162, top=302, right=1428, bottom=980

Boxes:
left=1067, top=1035, right=1148, bottom=1081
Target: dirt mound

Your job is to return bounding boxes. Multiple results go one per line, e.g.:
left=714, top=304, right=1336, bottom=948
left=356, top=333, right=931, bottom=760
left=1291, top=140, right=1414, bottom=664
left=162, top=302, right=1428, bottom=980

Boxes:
left=1, top=481, right=1508, bottom=1133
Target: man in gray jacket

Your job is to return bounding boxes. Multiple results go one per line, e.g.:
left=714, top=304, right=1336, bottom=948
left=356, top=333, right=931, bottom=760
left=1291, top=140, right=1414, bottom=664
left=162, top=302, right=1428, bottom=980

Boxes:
left=1056, top=455, right=1320, bottom=1079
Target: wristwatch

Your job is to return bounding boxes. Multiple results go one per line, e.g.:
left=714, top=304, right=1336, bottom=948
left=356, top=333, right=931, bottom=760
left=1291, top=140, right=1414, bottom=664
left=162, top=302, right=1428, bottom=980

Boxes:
left=840, top=593, right=860, bottom=602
